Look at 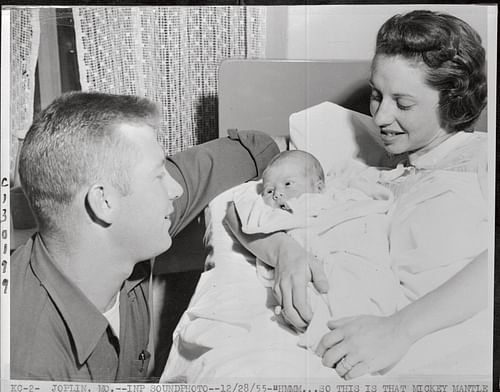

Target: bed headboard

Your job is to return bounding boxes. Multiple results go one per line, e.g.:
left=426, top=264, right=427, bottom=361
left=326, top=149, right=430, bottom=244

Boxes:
left=218, top=59, right=372, bottom=138
left=218, top=59, right=487, bottom=137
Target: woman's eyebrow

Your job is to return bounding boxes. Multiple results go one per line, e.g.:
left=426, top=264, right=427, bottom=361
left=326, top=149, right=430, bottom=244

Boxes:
left=393, top=93, right=416, bottom=99
left=369, top=81, right=414, bottom=97
left=369, top=82, right=415, bottom=99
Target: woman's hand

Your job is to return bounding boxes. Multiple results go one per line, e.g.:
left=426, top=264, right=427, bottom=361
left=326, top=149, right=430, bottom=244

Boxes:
left=273, top=246, right=329, bottom=330
left=316, top=250, right=488, bottom=380
left=316, top=314, right=413, bottom=379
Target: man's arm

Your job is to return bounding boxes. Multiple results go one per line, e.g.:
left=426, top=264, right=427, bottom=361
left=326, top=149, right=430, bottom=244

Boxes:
left=166, top=130, right=279, bottom=237
left=224, top=202, right=329, bottom=329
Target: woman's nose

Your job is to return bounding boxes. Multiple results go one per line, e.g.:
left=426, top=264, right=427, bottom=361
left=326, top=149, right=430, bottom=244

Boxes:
left=372, top=100, right=394, bottom=127
left=165, top=174, right=184, bottom=200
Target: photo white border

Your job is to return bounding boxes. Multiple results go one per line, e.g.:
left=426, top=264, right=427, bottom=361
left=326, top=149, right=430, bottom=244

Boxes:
left=0, top=3, right=497, bottom=390
left=1, top=7, right=12, bottom=391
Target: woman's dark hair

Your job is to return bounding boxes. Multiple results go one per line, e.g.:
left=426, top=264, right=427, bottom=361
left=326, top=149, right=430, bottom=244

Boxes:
left=375, top=10, right=487, bottom=132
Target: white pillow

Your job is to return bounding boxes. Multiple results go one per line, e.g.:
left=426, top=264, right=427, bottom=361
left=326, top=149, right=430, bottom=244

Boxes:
left=289, top=102, right=386, bottom=174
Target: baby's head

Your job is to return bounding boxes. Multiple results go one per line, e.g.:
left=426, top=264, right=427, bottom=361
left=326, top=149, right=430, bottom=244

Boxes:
left=262, top=150, right=324, bottom=210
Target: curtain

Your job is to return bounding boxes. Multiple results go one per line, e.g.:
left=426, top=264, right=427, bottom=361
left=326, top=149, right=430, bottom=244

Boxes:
left=73, top=7, right=266, bottom=156
left=10, top=8, right=40, bottom=184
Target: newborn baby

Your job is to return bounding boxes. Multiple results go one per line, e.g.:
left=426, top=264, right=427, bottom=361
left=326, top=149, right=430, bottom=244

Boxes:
left=261, top=150, right=325, bottom=212
left=234, top=150, right=402, bottom=351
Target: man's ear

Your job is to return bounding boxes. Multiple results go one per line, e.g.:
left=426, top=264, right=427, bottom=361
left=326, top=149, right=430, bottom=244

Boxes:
left=85, top=184, right=116, bottom=227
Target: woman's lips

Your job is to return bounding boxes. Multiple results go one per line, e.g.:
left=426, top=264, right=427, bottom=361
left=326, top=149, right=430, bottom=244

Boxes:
left=380, top=129, right=405, bottom=140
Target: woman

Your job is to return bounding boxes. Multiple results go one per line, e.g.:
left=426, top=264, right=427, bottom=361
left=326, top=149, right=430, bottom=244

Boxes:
left=225, top=10, right=488, bottom=379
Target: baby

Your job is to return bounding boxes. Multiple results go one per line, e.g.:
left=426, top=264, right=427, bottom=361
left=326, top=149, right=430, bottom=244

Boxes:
left=261, top=150, right=325, bottom=212
left=233, top=150, right=402, bottom=351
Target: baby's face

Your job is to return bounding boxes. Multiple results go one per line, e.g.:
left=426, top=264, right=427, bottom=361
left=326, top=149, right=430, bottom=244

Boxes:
left=262, top=157, right=321, bottom=210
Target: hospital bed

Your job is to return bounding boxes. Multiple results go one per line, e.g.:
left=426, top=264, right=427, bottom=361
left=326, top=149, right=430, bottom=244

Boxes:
left=160, top=59, right=491, bottom=384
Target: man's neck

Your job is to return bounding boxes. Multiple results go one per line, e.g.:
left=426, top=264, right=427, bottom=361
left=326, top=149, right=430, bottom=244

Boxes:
left=40, top=231, right=136, bottom=313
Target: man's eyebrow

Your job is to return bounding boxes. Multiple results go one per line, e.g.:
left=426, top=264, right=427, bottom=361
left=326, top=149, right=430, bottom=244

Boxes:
left=153, top=158, right=167, bottom=171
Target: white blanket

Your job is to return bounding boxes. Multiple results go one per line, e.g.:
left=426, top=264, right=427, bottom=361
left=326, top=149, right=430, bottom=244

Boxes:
left=233, top=181, right=402, bottom=351
left=161, top=183, right=492, bottom=383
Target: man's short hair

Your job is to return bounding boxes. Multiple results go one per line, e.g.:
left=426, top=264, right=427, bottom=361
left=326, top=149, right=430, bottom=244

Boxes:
left=19, top=91, right=160, bottom=233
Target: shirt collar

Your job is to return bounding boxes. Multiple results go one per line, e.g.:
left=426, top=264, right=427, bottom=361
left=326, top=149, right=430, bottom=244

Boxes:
left=408, top=131, right=473, bottom=169
left=124, top=260, right=150, bottom=292
left=29, top=234, right=114, bottom=365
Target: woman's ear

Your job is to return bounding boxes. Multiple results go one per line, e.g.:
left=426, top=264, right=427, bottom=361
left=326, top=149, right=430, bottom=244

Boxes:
left=85, top=184, right=116, bottom=227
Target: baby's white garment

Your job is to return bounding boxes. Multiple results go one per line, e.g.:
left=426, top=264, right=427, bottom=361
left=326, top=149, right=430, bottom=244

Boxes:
left=233, top=181, right=402, bottom=350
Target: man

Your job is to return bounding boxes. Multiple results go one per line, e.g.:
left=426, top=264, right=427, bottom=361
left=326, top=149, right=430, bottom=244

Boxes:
left=11, top=92, right=279, bottom=382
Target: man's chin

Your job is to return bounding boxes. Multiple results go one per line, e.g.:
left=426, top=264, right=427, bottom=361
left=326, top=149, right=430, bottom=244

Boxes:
left=163, top=237, right=173, bottom=252
left=141, top=237, right=172, bottom=261
left=157, top=237, right=173, bottom=255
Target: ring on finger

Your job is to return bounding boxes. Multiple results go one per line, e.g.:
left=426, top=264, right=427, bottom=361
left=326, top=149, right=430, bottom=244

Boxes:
left=338, top=357, right=354, bottom=372
left=274, top=305, right=282, bottom=315
left=343, top=357, right=355, bottom=370
left=343, top=360, right=370, bottom=380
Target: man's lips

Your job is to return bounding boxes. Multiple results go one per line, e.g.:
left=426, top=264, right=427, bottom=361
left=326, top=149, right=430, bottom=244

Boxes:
left=163, top=216, right=172, bottom=231
left=164, top=208, right=174, bottom=220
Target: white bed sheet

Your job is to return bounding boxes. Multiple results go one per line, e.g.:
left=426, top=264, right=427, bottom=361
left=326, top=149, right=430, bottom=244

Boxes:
left=160, top=183, right=491, bottom=383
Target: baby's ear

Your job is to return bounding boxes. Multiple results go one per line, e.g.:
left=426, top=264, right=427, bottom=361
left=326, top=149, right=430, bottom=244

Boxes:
left=316, top=179, right=325, bottom=193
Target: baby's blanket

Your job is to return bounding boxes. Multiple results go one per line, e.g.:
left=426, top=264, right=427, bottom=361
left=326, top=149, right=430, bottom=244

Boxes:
left=233, top=181, right=402, bottom=350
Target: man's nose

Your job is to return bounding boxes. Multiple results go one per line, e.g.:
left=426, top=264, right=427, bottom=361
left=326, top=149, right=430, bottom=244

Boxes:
left=165, top=174, right=184, bottom=200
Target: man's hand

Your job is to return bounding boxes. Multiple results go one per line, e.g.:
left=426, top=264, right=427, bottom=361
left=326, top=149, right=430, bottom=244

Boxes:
left=273, top=243, right=329, bottom=330
left=224, top=201, right=328, bottom=329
